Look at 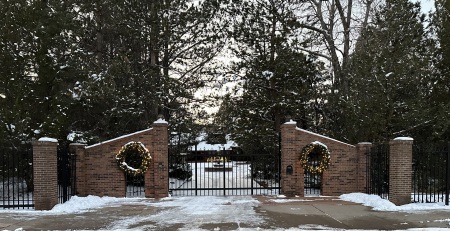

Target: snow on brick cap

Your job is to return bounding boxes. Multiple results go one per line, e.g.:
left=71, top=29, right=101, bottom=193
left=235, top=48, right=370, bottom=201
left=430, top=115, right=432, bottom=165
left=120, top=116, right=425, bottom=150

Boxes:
left=393, top=137, right=414, bottom=141
left=284, top=119, right=297, bottom=125
left=38, top=137, right=58, bottom=143
left=154, top=118, right=168, bottom=124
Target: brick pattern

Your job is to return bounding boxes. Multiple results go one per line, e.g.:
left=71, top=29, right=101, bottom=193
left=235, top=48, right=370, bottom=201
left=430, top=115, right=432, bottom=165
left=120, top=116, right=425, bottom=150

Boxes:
left=73, top=121, right=169, bottom=198
left=281, top=123, right=366, bottom=196
left=32, top=141, right=58, bottom=210
left=145, top=123, right=169, bottom=198
left=356, top=142, right=372, bottom=193
left=280, top=123, right=303, bottom=196
left=70, top=143, right=87, bottom=196
left=389, top=139, right=413, bottom=205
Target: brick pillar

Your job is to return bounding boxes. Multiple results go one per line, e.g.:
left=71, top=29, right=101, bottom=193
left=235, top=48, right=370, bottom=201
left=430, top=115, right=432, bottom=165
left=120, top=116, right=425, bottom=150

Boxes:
left=32, top=139, right=58, bottom=210
left=281, top=121, right=303, bottom=197
left=69, top=143, right=87, bottom=196
left=356, top=142, right=372, bottom=193
left=389, top=137, right=413, bottom=205
left=146, top=119, right=169, bottom=198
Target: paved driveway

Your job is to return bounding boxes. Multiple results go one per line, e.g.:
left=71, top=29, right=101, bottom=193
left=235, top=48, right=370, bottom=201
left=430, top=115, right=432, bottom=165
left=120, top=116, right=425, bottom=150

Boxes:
left=1, top=196, right=450, bottom=230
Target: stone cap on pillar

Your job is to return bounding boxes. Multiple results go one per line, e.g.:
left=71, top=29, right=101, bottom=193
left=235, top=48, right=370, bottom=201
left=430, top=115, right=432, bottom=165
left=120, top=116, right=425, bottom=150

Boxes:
left=393, top=137, right=414, bottom=141
left=33, top=137, right=59, bottom=146
left=283, top=120, right=297, bottom=125
left=390, top=137, right=414, bottom=145
left=153, top=115, right=168, bottom=126
left=37, top=137, right=58, bottom=143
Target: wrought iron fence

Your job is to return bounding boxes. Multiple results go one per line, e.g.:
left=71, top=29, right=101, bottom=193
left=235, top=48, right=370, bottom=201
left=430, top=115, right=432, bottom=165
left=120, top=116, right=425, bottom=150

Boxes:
left=169, top=149, right=281, bottom=196
left=126, top=173, right=145, bottom=197
left=412, top=143, right=450, bottom=204
left=304, top=149, right=322, bottom=195
left=366, top=143, right=389, bottom=199
left=57, top=144, right=76, bottom=204
left=1, top=142, right=34, bottom=209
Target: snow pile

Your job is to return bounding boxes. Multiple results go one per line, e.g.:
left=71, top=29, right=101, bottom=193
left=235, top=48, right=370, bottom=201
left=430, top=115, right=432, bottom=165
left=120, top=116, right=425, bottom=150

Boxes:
left=51, top=196, right=141, bottom=214
left=340, top=193, right=450, bottom=212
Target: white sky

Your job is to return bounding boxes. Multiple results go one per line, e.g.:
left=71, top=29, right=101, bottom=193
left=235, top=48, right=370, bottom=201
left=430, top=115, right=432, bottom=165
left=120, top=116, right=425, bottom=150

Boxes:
left=419, top=0, right=435, bottom=13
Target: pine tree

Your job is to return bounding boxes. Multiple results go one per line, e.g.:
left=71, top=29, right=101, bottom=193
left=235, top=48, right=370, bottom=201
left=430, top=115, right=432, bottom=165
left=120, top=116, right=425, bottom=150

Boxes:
left=0, top=0, right=82, bottom=142
left=70, top=0, right=225, bottom=142
left=429, top=0, right=450, bottom=141
left=345, top=0, right=435, bottom=143
left=216, top=0, right=325, bottom=155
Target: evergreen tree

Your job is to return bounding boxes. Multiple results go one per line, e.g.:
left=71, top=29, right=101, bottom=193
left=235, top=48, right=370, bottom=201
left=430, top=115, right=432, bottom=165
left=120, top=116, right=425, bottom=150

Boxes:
left=345, top=0, right=435, bottom=143
left=0, top=0, right=81, bottom=142
left=430, top=0, right=450, bottom=141
left=216, top=0, right=325, bottom=155
left=69, top=0, right=225, bottom=142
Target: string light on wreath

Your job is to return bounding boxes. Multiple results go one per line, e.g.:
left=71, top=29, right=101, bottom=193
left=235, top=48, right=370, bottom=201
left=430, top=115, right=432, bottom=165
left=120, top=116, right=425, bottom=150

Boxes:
left=299, top=141, right=331, bottom=174
left=116, top=141, right=152, bottom=176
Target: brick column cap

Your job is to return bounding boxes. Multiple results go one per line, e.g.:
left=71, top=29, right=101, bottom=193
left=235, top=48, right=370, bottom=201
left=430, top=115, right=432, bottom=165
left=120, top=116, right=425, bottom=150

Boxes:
left=281, top=120, right=297, bottom=128
left=153, top=118, right=169, bottom=126
left=37, top=137, right=58, bottom=142
left=390, top=137, right=414, bottom=145
left=393, top=137, right=414, bottom=141
left=284, top=120, right=297, bottom=125
left=357, top=142, right=372, bottom=145
left=32, top=139, right=58, bottom=146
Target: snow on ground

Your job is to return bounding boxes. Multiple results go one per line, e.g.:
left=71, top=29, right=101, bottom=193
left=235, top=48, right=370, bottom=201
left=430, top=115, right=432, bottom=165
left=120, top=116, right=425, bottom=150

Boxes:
left=0, top=195, right=148, bottom=215
left=3, top=193, right=450, bottom=230
left=339, top=193, right=450, bottom=212
left=107, top=196, right=264, bottom=230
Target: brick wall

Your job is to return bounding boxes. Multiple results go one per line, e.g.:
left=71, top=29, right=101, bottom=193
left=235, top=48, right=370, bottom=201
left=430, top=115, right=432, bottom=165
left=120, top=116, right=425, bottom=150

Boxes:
left=281, top=122, right=367, bottom=196
left=32, top=140, right=58, bottom=210
left=74, top=120, right=168, bottom=198
left=389, top=138, right=413, bottom=205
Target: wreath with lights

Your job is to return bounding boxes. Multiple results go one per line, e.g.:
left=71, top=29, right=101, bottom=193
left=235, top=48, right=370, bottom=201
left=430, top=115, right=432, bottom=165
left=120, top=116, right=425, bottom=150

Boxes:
left=116, top=141, right=152, bottom=176
left=299, top=142, right=331, bottom=174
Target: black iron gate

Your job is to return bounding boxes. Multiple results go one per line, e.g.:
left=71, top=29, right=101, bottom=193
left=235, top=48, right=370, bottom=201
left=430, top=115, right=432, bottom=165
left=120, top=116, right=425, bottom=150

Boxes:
left=304, top=150, right=322, bottom=195
left=366, top=143, right=390, bottom=199
left=1, top=143, right=34, bottom=209
left=413, top=143, right=450, bottom=204
left=169, top=149, right=280, bottom=196
left=57, top=144, right=76, bottom=203
left=126, top=173, right=145, bottom=197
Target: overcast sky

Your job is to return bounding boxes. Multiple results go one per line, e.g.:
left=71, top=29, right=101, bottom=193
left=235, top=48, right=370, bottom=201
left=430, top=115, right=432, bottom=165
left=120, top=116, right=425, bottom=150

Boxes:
left=419, top=0, right=435, bottom=13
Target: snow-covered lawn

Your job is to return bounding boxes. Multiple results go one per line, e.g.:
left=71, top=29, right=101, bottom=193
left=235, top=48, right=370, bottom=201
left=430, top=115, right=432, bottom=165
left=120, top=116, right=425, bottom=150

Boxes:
left=170, top=161, right=280, bottom=196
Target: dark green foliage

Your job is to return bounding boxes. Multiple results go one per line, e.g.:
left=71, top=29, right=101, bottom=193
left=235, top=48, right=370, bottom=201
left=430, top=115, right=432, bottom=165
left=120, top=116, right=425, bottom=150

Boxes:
left=342, top=0, right=437, bottom=143
left=216, top=0, right=326, bottom=156
left=430, top=0, right=450, bottom=142
left=0, top=0, right=224, bottom=145
left=168, top=163, right=192, bottom=180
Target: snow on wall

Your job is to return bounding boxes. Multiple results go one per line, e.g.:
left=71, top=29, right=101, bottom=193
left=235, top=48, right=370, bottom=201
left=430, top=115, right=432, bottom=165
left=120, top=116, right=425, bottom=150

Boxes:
left=86, top=128, right=153, bottom=149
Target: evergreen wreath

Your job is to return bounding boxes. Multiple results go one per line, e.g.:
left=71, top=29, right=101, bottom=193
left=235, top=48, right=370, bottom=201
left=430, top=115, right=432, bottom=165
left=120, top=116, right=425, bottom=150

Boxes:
left=116, top=141, right=152, bottom=176
left=299, top=142, right=331, bottom=174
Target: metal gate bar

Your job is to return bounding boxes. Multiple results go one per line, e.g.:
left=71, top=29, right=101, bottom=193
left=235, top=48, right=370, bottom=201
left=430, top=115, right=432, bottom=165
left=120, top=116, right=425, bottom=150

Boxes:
left=1, top=143, right=34, bottom=209
left=57, top=144, right=76, bottom=204
left=169, top=150, right=280, bottom=196
left=366, top=143, right=389, bottom=199
left=412, top=143, right=449, bottom=204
